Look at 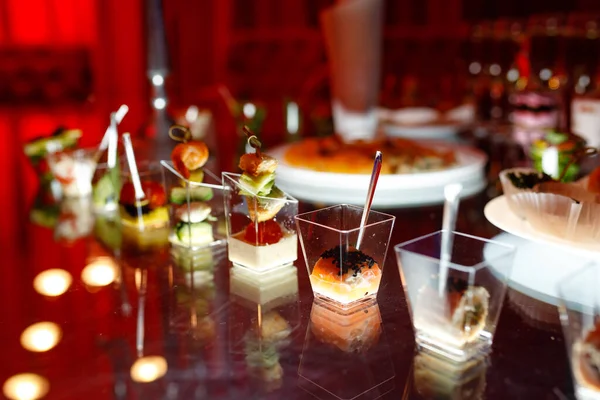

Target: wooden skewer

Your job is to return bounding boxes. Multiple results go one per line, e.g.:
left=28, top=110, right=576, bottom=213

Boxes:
left=168, top=124, right=192, bottom=143
left=243, top=125, right=262, bottom=157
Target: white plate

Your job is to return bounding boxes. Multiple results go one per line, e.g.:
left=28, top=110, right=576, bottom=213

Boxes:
left=484, top=232, right=592, bottom=306
left=267, top=143, right=487, bottom=208
left=382, top=123, right=463, bottom=139
left=483, top=196, right=600, bottom=258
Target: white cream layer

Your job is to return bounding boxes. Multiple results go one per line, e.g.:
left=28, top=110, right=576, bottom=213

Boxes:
left=228, top=233, right=297, bottom=271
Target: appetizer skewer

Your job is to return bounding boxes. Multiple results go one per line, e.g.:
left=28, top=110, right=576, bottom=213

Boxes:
left=225, top=126, right=298, bottom=271
left=169, top=125, right=209, bottom=181
left=167, top=125, right=217, bottom=250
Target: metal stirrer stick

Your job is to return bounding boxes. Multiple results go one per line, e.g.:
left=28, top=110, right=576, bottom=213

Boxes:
left=438, top=183, right=463, bottom=296
left=356, top=151, right=382, bottom=250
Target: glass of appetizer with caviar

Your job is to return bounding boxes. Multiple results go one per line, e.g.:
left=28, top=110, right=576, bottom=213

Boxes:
left=557, top=263, right=600, bottom=400
left=118, top=136, right=171, bottom=261
left=394, top=231, right=515, bottom=362
left=295, top=204, right=395, bottom=313
left=222, top=127, right=298, bottom=272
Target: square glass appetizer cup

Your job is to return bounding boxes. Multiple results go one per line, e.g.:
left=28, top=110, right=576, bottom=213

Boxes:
left=161, top=160, right=227, bottom=252
left=395, top=230, right=515, bottom=362
left=222, top=172, right=298, bottom=272
left=557, top=263, right=600, bottom=400
left=118, top=161, right=170, bottom=256
left=295, top=204, right=395, bottom=312
left=47, top=147, right=98, bottom=198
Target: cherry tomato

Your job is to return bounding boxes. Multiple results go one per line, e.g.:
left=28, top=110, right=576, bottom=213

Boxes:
left=119, top=181, right=166, bottom=208
left=243, top=220, right=282, bottom=245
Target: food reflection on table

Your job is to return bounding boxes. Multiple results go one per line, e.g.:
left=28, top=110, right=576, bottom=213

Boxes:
left=411, top=351, right=488, bottom=399
left=299, top=301, right=394, bottom=400
left=54, top=196, right=94, bottom=243
left=170, top=248, right=221, bottom=343
left=229, top=264, right=299, bottom=392
left=29, top=184, right=61, bottom=229
left=310, top=300, right=382, bottom=353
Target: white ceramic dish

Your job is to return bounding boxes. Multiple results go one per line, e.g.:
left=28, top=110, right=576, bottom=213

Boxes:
left=483, top=196, right=600, bottom=257
left=378, top=106, right=471, bottom=139
left=267, top=142, right=487, bottom=208
left=484, top=232, right=593, bottom=306
left=382, top=123, right=463, bottom=139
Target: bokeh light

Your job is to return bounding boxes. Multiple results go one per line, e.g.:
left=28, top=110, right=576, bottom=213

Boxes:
left=81, top=257, right=118, bottom=287
left=20, top=322, right=62, bottom=352
left=130, top=356, right=168, bottom=383
left=33, top=269, right=72, bottom=297
left=3, top=373, right=49, bottom=400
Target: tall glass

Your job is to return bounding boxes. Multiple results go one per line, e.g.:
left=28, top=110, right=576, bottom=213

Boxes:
left=395, top=231, right=515, bottom=362
left=222, top=172, right=298, bottom=272
left=557, top=263, right=600, bottom=400
left=295, top=204, right=395, bottom=312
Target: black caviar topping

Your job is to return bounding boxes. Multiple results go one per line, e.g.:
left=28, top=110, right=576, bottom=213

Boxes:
left=446, top=277, right=468, bottom=294
left=320, top=245, right=377, bottom=276
left=122, top=203, right=151, bottom=217
left=506, top=171, right=552, bottom=189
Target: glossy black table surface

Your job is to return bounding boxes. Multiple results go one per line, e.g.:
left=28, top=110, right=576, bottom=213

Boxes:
left=0, top=176, right=573, bottom=400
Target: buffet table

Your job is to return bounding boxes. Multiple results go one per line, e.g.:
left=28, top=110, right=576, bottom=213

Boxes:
left=0, top=139, right=574, bottom=399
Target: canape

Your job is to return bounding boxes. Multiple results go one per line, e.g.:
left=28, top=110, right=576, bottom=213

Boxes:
left=223, top=128, right=298, bottom=271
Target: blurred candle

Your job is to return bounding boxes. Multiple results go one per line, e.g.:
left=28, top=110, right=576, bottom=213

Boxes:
left=130, top=356, right=167, bottom=383
left=81, top=257, right=118, bottom=287
left=3, top=373, right=49, bottom=400
left=33, top=269, right=72, bottom=297
left=20, top=322, right=62, bottom=352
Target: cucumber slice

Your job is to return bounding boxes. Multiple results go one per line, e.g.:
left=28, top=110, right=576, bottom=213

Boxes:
left=239, top=172, right=275, bottom=196
left=93, top=173, right=118, bottom=207
left=170, top=187, right=214, bottom=205
left=175, top=221, right=214, bottom=246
